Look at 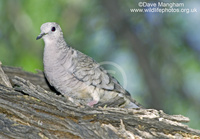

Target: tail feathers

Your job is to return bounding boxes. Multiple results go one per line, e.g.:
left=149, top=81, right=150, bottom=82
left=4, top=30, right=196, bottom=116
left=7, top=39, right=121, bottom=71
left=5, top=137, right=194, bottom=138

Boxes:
left=94, top=93, right=143, bottom=108
left=123, top=90, right=143, bottom=108
left=124, top=101, right=140, bottom=108
left=119, top=96, right=142, bottom=108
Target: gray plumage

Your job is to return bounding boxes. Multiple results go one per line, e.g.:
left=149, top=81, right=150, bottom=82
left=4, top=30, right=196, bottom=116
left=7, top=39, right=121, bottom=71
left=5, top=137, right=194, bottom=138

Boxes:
left=36, top=22, right=141, bottom=108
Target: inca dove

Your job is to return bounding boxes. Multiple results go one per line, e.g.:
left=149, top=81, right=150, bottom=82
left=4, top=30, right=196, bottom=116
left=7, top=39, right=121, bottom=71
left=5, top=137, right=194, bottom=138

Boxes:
left=36, top=22, right=141, bottom=108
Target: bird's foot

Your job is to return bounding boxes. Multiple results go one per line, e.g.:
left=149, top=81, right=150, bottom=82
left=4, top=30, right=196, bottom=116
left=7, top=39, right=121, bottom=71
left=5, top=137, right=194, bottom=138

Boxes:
left=87, top=100, right=98, bottom=107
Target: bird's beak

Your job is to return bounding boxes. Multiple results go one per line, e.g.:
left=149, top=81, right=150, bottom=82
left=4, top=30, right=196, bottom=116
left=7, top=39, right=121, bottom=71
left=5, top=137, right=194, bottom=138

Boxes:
left=36, top=32, right=46, bottom=40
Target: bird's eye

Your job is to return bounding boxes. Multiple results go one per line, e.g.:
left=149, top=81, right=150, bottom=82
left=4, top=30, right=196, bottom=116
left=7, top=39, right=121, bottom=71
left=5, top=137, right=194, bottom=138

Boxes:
left=51, top=27, right=56, bottom=32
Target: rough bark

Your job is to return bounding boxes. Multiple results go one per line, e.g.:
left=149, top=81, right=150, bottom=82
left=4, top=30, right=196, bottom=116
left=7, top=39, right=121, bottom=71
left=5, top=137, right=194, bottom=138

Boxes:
left=0, top=63, right=199, bottom=139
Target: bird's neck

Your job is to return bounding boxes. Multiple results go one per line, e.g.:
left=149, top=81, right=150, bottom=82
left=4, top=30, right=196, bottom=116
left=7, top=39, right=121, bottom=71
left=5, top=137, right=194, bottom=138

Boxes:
left=43, top=37, right=69, bottom=62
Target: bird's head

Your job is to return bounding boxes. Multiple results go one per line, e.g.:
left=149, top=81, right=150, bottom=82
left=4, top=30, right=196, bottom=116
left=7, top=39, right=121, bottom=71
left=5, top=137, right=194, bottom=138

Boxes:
left=36, top=22, right=63, bottom=43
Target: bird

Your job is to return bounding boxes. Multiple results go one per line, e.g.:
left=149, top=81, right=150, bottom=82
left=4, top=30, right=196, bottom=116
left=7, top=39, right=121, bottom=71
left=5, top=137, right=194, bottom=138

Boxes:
left=36, top=22, right=141, bottom=108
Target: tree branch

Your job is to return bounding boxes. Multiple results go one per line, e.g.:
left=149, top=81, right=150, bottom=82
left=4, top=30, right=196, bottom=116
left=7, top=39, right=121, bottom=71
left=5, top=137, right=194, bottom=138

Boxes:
left=0, top=64, right=199, bottom=139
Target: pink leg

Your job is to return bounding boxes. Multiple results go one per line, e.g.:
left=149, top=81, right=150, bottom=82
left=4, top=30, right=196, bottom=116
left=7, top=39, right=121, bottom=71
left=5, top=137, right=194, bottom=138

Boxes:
left=87, top=100, right=98, bottom=107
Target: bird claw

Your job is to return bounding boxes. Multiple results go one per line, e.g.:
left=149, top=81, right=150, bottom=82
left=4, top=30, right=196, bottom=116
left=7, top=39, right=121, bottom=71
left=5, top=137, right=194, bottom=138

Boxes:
left=87, top=100, right=98, bottom=107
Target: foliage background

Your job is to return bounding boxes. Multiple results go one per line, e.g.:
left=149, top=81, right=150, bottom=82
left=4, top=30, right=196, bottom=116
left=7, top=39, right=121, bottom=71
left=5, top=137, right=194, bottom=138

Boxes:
left=0, top=0, right=200, bottom=129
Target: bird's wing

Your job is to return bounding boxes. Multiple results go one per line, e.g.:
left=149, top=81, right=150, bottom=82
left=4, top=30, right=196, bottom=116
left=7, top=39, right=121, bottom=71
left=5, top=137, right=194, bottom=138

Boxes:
left=70, top=50, right=129, bottom=96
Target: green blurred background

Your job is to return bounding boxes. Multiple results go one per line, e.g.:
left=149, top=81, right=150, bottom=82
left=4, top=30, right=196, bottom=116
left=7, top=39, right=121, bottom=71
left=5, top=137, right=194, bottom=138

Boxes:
left=0, top=0, right=200, bottom=129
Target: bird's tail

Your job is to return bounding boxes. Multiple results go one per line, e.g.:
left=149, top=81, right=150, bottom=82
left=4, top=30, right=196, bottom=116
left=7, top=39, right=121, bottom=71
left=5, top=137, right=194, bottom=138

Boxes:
left=94, top=91, right=143, bottom=108
left=122, top=95, right=143, bottom=108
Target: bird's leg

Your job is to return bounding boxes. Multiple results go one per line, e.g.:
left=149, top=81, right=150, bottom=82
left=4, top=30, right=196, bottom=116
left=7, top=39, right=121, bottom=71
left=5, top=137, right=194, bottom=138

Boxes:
left=87, top=100, right=98, bottom=107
